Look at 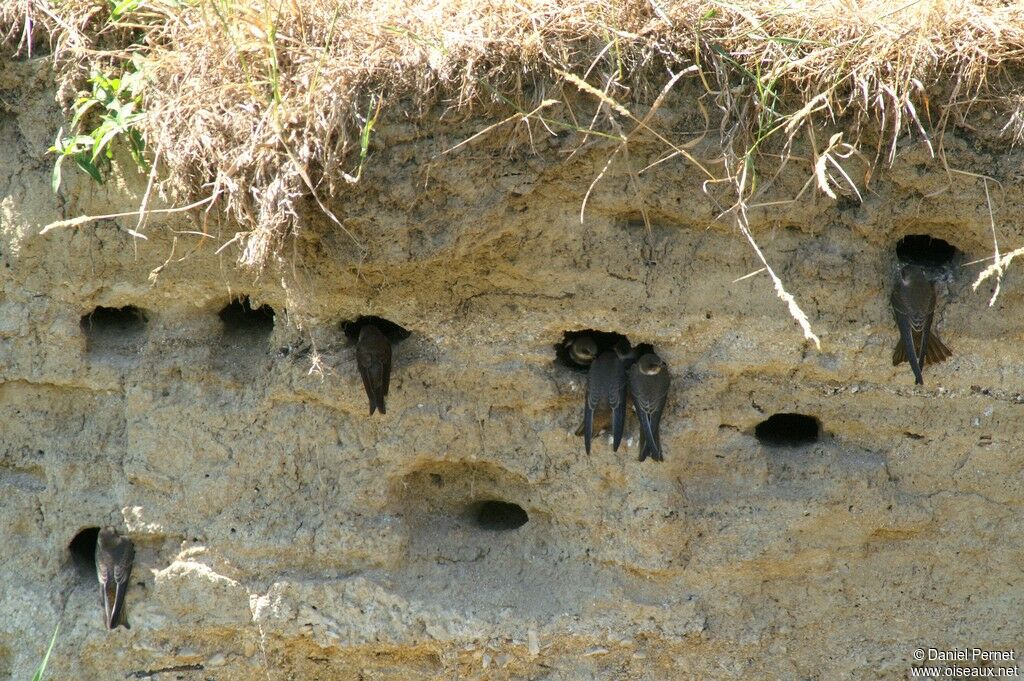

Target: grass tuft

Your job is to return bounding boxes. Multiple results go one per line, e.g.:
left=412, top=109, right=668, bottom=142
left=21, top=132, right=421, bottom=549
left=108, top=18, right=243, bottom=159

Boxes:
left=7, top=0, right=1024, bottom=335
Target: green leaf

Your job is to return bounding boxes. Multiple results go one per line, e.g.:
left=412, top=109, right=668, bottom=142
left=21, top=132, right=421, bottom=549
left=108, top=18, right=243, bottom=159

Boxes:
left=70, top=98, right=99, bottom=129
left=124, top=112, right=144, bottom=128
left=51, top=156, right=64, bottom=192
left=74, top=154, right=104, bottom=184
left=127, top=128, right=149, bottom=170
left=51, top=59, right=152, bottom=189
left=31, top=623, right=60, bottom=681
left=49, top=127, right=67, bottom=155
left=90, top=123, right=108, bottom=149
left=92, top=77, right=117, bottom=106
left=359, top=96, right=378, bottom=162
left=110, top=0, right=142, bottom=20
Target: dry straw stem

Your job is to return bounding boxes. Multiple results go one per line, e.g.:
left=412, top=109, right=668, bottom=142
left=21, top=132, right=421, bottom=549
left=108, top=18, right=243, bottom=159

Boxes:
left=7, top=0, right=1024, bottom=340
left=971, top=175, right=1019, bottom=307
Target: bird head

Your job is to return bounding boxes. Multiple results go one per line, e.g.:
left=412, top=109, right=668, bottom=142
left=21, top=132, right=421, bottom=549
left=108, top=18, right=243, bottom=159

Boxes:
left=612, top=338, right=635, bottom=361
left=568, top=336, right=598, bottom=365
left=637, top=353, right=666, bottom=375
left=97, top=526, right=118, bottom=548
left=898, top=263, right=929, bottom=286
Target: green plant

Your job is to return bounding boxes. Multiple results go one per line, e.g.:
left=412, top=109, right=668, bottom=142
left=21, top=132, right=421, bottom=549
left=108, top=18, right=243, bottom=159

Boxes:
left=109, top=0, right=145, bottom=21
left=49, top=54, right=150, bottom=191
left=31, top=623, right=59, bottom=681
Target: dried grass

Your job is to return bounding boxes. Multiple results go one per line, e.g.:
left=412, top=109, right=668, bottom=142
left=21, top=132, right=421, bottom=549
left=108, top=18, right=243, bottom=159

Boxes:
left=6, top=0, right=1024, bottom=332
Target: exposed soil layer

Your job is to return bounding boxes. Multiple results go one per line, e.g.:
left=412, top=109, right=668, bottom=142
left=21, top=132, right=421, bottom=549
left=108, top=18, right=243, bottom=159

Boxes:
left=2, top=59, right=1022, bottom=680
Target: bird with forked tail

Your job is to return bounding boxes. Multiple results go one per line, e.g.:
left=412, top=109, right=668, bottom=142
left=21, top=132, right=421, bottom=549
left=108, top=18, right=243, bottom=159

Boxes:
left=582, top=341, right=632, bottom=454
left=628, top=352, right=671, bottom=462
left=891, top=264, right=952, bottom=385
left=96, top=527, right=134, bottom=630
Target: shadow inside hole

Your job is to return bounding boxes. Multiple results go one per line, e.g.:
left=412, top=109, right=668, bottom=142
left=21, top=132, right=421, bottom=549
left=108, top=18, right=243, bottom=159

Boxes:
left=80, top=306, right=148, bottom=354
left=469, top=500, right=529, bottom=531
left=555, top=330, right=632, bottom=372
left=895, top=235, right=961, bottom=269
left=754, top=413, right=821, bottom=447
left=218, top=297, right=275, bottom=340
left=340, top=316, right=411, bottom=343
left=68, top=527, right=99, bottom=579
left=632, top=342, right=655, bottom=359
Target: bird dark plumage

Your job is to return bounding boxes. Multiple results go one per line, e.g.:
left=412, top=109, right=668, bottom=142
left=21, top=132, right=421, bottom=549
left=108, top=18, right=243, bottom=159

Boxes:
left=628, top=353, right=671, bottom=462
left=95, top=527, right=134, bottom=630
left=890, top=264, right=951, bottom=385
left=356, top=324, right=392, bottom=415
left=583, top=343, right=630, bottom=454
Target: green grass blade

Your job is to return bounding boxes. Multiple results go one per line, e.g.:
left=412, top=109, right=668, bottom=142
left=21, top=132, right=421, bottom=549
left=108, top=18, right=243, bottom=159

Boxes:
left=31, top=623, right=60, bottom=681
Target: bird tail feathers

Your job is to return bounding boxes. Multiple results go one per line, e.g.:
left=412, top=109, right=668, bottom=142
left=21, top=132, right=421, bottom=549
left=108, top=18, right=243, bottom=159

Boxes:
left=893, top=332, right=952, bottom=366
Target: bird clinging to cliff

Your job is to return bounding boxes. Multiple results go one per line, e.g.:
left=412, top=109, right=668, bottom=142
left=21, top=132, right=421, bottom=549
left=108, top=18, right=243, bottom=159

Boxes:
left=356, top=323, right=392, bottom=415
left=583, top=341, right=632, bottom=454
left=566, top=335, right=598, bottom=367
left=95, top=527, right=135, bottom=630
left=628, top=353, right=671, bottom=462
left=891, top=264, right=952, bottom=385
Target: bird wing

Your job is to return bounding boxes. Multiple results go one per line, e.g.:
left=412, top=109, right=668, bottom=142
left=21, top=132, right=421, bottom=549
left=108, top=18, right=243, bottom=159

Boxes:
left=109, top=559, right=132, bottom=629
left=630, top=370, right=669, bottom=461
left=102, top=579, right=116, bottom=629
left=918, top=308, right=935, bottom=367
left=583, top=387, right=595, bottom=455
left=356, top=356, right=378, bottom=414
left=631, top=375, right=670, bottom=415
left=893, top=304, right=924, bottom=384
left=586, top=369, right=606, bottom=410
left=381, top=343, right=392, bottom=398
left=583, top=359, right=609, bottom=455
left=610, top=361, right=628, bottom=451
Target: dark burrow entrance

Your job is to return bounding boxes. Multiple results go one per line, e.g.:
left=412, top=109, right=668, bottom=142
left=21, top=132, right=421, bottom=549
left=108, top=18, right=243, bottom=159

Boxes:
left=68, top=526, right=99, bottom=578
left=895, top=235, right=960, bottom=269
left=554, top=330, right=653, bottom=371
left=80, top=306, right=148, bottom=352
left=469, top=500, right=529, bottom=531
left=340, top=315, right=411, bottom=343
left=754, top=413, right=821, bottom=447
left=218, top=296, right=275, bottom=339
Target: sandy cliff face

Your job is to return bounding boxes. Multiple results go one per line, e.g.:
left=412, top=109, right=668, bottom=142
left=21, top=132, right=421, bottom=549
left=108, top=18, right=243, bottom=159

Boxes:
left=1, top=59, right=1022, bottom=680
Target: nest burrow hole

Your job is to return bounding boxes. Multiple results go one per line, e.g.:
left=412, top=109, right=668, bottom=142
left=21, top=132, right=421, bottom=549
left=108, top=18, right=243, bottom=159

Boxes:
left=555, top=330, right=654, bottom=371
left=80, top=306, right=148, bottom=341
left=341, top=316, right=411, bottom=343
left=754, top=413, right=821, bottom=447
left=469, top=500, right=529, bottom=531
left=895, top=235, right=960, bottom=269
left=68, top=526, right=99, bottom=574
left=218, top=297, right=275, bottom=337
